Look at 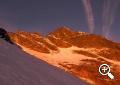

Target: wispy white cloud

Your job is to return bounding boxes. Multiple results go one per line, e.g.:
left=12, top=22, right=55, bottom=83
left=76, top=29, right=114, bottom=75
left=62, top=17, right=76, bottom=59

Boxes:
left=82, top=0, right=95, bottom=33
left=102, top=0, right=119, bottom=39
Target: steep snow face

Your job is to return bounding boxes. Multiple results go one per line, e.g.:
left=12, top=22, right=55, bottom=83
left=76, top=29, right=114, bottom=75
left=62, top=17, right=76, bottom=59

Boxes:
left=19, top=45, right=97, bottom=66
left=0, top=39, right=88, bottom=85
left=19, top=45, right=120, bottom=67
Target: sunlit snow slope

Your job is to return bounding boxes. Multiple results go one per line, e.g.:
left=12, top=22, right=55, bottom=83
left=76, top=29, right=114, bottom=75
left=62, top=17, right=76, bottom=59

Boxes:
left=0, top=39, right=88, bottom=85
left=9, top=27, right=120, bottom=85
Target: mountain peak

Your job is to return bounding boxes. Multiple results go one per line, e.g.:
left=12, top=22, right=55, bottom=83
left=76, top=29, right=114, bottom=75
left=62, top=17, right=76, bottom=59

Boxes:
left=47, top=26, right=75, bottom=38
left=7, top=27, right=120, bottom=85
left=54, top=26, right=73, bottom=33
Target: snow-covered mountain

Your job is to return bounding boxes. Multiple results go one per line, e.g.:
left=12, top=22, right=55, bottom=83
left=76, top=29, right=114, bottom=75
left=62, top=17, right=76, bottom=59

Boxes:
left=9, top=26, right=120, bottom=85
left=0, top=28, right=88, bottom=85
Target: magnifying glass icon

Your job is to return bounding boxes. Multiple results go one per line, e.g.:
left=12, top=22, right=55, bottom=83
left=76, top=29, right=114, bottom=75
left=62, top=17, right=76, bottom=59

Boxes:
left=99, top=64, right=114, bottom=79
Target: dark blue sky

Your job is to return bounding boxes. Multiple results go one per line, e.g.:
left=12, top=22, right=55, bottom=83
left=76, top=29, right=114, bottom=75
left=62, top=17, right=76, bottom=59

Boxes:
left=0, top=0, right=120, bottom=42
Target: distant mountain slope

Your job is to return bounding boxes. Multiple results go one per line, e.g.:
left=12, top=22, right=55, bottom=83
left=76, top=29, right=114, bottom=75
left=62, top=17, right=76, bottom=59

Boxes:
left=9, top=26, right=120, bottom=85
left=0, top=38, right=88, bottom=85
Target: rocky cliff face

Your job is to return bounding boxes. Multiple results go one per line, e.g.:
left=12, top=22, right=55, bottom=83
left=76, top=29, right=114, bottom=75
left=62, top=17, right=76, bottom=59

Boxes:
left=9, top=31, right=58, bottom=53
left=9, top=26, right=120, bottom=85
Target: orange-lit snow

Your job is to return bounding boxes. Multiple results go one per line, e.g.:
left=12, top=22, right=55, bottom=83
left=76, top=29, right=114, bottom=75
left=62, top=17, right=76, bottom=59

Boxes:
left=18, top=44, right=120, bottom=68
left=18, top=44, right=97, bottom=66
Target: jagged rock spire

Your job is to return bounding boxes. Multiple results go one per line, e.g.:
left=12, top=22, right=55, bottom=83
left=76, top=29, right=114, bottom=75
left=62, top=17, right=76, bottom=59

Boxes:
left=0, top=28, right=14, bottom=44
